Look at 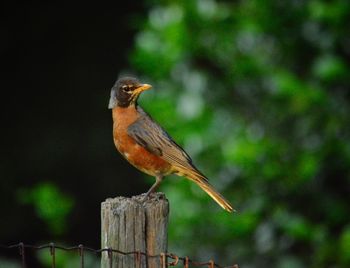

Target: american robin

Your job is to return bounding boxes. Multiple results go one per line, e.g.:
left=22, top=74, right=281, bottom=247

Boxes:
left=108, top=77, right=233, bottom=212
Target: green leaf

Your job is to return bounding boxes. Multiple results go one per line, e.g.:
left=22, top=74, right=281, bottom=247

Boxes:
left=17, top=182, right=74, bottom=235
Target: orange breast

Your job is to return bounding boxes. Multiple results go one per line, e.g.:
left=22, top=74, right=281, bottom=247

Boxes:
left=112, top=106, right=172, bottom=176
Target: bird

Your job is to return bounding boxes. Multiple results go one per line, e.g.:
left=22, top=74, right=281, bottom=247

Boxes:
left=108, top=77, right=233, bottom=212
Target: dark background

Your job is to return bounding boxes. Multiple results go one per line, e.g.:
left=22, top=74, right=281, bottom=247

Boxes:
left=1, top=2, right=147, bottom=266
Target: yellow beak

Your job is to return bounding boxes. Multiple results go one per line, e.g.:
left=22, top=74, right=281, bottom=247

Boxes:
left=133, top=83, right=152, bottom=95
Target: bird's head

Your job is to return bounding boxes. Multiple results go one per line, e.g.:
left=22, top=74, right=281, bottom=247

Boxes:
left=108, top=77, right=152, bottom=109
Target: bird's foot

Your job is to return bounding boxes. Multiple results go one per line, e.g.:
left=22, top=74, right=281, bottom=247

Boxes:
left=142, top=191, right=155, bottom=202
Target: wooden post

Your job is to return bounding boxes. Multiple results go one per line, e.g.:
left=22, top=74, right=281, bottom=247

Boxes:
left=101, top=193, right=169, bottom=268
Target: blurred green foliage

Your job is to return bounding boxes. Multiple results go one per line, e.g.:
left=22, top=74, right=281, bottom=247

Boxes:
left=37, top=249, right=98, bottom=268
left=0, top=258, right=20, bottom=268
left=18, top=183, right=73, bottom=236
left=130, top=0, right=350, bottom=267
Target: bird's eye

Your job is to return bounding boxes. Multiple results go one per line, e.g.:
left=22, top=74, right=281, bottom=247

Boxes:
left=121, top=85, right=132, bottom=93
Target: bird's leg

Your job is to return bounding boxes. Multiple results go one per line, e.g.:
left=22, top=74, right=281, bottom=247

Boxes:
left=144, top=174, right=163, bottom=200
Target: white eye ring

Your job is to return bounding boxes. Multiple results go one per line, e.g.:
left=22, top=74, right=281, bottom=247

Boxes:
left=121, top=85, right=132, bottom=92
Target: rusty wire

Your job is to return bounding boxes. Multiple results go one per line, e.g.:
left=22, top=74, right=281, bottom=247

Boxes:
left=0, top=243, right=239, bottom=268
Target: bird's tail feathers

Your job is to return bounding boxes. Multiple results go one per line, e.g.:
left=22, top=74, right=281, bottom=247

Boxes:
left=179, top=168, right=234, bottom=213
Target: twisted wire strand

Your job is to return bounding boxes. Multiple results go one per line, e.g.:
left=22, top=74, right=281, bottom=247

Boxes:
left=0, top=243, right=238, bottom=268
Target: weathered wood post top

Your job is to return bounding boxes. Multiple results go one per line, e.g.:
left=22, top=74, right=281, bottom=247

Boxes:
left=101, top=192, right=169, bottom=268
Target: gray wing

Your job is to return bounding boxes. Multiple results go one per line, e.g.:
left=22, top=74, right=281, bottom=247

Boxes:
left=127, top=112, right=196, bottom=171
